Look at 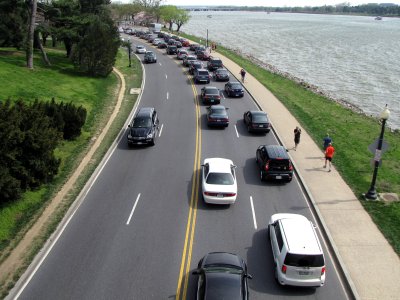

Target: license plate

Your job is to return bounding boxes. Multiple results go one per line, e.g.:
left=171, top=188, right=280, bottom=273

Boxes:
left=137, top=142, right=143, bottom=145
left=217, top=119, right=221, bottom=122
left=276, top=176, right=282, bottom=179
left=299, top=271, right=310, bottom=275
left=217, top=194, right=224, bottom=198
left=235, top=94, right=239, bottom=96
left=259, top=125, right=264, bottom=128
left=210, top=99, right=214, bottom=102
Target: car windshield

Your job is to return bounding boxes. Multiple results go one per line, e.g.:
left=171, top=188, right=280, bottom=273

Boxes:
left=252, top=114, right=268, bottom=122
left=206, top=172, right=234, bottom=185
left=284, top=254, right=325, bottom=267
left=206, top=88, right=219, bottom=95
left=137, top=46, right=144, bottom=49
left=132, top=117, right=152, bottom=128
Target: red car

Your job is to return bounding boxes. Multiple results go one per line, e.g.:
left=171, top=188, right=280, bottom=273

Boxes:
left=197, top=50, right=211, bottom=61
left=181, top=39, right=190, bottom=47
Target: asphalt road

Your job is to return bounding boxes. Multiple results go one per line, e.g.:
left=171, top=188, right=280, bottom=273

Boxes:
left=13, top=34, right=349, bottom=300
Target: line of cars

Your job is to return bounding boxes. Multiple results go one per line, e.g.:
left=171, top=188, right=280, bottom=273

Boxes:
left=127, top=31, right=326, bottom=297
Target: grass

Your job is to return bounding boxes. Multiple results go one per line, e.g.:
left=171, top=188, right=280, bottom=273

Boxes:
left=0, top=45, right=141, bottom=278
left=178, top=31, right=400, bottom=254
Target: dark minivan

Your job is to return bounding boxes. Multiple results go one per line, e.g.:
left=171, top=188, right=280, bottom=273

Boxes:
left=256, top=145, right=293, bottom=182
left=127, top=107, right=159, bottom=146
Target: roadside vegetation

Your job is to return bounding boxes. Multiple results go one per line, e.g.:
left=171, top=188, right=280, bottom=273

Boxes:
left=0, top=47, right=141, bottom=296
left=179, top=32, right=400, bottom=255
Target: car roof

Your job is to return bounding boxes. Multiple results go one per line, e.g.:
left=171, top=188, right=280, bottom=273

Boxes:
left=205, top=86, right=219, bottom=91
left=250, top=111, right=267, bottom=116
left=279, top=216, right=323, bottom=255
left=263, top=145, right=289, bottom=159
left=136, top=45, right=144, bottom=48
left=197, top=68, right=209, bottom=72
left=204, top=158, right=233, bottom=173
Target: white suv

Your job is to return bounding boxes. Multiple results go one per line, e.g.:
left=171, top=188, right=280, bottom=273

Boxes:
left=268, top=213, right=326, bottom=287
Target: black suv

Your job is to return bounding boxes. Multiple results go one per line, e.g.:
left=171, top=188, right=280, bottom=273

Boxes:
left=144, top=51, right=157, bottom=63
left=207, top=58, right=223, bottom=71
left=166, top=45, right=177, bottom=55
left=127, top=107, right=159, bottom=146
left=256, top=145, right=293, bottom=182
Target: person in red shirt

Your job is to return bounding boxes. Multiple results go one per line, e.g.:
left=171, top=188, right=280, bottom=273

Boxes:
left=324, top=143, right=335, bottom=172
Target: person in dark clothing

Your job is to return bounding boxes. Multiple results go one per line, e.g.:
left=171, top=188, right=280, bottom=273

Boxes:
left=294, top=126, right=302, bottom=150
left=240, top=69, right=246, bottom=82
left=323, top=134, right=332, bottom=150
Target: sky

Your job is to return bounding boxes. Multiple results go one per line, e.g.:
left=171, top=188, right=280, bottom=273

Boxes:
left=163, top=1, right=400, bottom=6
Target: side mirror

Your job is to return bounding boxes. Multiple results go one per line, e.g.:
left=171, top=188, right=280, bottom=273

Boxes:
left=246, top=274, right=253, bottom=280
left=192, top=269, right=200, bottom=275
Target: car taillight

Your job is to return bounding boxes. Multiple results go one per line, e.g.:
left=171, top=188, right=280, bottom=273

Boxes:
left=204, top=192, right=218, bottom=196
left=282, top=265, right=287, bottom=274
left=265, top=162, right=269, bottom=171
left=223, top=118, right=229, bottom=122
left=224, top=193, right=236, bottom=197
left=289, top=162, right=293, bottom=171
left=321, top=266, right=326, bottom=275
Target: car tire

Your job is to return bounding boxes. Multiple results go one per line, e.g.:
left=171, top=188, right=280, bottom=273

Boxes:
left=150, top=138, right=155, bottom=146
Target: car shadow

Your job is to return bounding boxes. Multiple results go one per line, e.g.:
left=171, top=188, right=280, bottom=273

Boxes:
left=246, top=229, right=317, bottom=296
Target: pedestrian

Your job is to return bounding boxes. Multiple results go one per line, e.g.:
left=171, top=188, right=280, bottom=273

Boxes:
left=240, top=68, right=246, bottom=83
left=323, top=133, right=332, bottom=150
left=324, top=143, right=335, bottom=172
left=293, top=126, right=302, bottom=150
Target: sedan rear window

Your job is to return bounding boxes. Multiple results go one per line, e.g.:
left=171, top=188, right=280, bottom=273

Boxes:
left=211, top=108, right=226, bottom=115
left=198, top=71, right=209, bottom=76
left=252, top=115, right=268, bottom=122
left=206, top=88, right=219, bottom=95
left=284, top=254, right=325, bottom=267
left=206, top=173, right=234, bottom=185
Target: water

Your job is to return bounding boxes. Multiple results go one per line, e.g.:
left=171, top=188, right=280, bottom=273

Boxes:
left=181, top=11, right=400, bottom=129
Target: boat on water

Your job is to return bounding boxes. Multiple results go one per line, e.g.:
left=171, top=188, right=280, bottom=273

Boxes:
left=375, top=16, right=382, bottom=20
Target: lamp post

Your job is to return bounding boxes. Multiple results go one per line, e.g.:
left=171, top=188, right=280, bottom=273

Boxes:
left=365, top=105, right=390, bottom=200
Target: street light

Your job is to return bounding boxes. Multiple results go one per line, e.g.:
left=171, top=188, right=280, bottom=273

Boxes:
left=365, top=105, right=390, bottom=200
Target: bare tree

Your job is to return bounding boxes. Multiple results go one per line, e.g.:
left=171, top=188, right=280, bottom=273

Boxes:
left=26, top=0, right=38, bottom=69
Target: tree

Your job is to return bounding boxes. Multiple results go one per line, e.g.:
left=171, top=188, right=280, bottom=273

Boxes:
left=160, top=5, right=177, bottom=31
left=0, top=0, right=28, bottom=48
left=173, top=8, right=190, bottom=32
left=26, top=0, right=38, bottom=69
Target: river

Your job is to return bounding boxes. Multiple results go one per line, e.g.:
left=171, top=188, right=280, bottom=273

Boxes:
left=181, top=11, right=400, bottom=129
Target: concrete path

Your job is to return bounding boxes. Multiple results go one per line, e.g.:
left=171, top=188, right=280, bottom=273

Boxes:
left=217, top=53, right=400, bottom=299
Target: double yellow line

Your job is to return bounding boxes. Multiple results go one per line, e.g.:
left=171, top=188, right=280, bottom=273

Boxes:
left=175, top=72, right=202, bottom=300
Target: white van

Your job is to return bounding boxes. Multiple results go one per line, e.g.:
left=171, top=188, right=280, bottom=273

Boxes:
left=268, top=213, right=326, bottom=287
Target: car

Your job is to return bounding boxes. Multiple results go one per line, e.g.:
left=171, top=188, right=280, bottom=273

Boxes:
left=213, top=68, right=230, bottom=81
left=157, top=41, right=167, bottom=49
left=197, top=50, right=211, bottom=61
left=256, top=145, right=293, bottom=182
left=206, top=105, right=229, bottom=127
left=168, top=39, right=177, bottom=45
left=193, top=68, right=211, bottom=84
left=127, top=107, right=159, bottom=146
left=189, top=61, right=204, bottom=74
left=144, top=51, right=157, bottom=63
left=192, top=252, right=252, bottom=300
left=268, top=214, right=326, bottom=287
left=136, top=45, right=146, bottom=54
left=148, top=35, right=157, bottom=43
left=224, top=81, right=244, bottom=97
left=189, top=43, right=199, bottom=51
left=201, top=86, right=221, bottom=104
left=181, top=39, right=190, bottom=47
left=194, top=46, right=206, bottom=55
left=201, top=158, right=237, bottom=204
left=152, top=38, right=161, bottom=46
left=243, top=111, right=271, bottom=133
left=166, top=45, right=177, bottom=55
left=177, top=49, right=188, bottom=60
left=207, top=58, right=223, bottom=71
left=175, top=41, right=182, bottom=48
left=183, top=55, right=197, bottom=66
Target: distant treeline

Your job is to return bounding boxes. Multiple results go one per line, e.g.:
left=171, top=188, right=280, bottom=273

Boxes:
left=198, top=4, right=400, bottom=17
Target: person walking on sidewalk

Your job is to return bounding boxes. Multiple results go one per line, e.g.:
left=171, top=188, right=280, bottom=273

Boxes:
left=240, top=68, right=246, bottom=83
left=293, top=126, right=302, bottom=150
left=324, top=143, right=335, bottom=172
left=323, top=133, right=332, bottom=150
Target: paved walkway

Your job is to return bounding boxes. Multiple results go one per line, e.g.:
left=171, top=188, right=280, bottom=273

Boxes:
left=217, top=53, right=400, bottom=299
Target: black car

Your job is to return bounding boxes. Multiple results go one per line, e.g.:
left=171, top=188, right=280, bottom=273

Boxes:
left=206, top=105, right=229, bottom=127
left=192, top=252, right=252, bottom=300
left=166, top=45, right=178, bottom=55
left=189, top=61, right=204, bottom=74
left=256, top=145, right=293, bottom=182
left=243, top=111, right=271, bottom=133
left=213, top=68, right=230, bottom=81
left=157, top=41, right=167, bottom=49
left=144, top=51, right=157, bottom=63
left=207, top=58, right=223, bottom=71
left=175, top=41, right=182, bottom=48
left=225, top=81, right=244, bottom=98
left=201, top=86, right=221, bottom=104
left=127, top=107, right=159, bottom=146
left=193, top=68, right=211, bottom=84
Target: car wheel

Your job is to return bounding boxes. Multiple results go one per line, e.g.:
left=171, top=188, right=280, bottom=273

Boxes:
left=150, top=138, right=155, bottom=146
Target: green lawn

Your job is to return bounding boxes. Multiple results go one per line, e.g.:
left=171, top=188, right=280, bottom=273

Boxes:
left=179, top=32, right=400, bottom=254
left=0, top=47, right=140, bottom=255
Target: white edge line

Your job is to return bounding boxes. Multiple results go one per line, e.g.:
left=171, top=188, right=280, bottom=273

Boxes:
left=159, top=62, right=162, bottom=66
left=166, top=92, right=169, bottom=100
left=126, top=193, right=141, bottom=225
left=165, top=74, right=167, bottom=79
left=250, top=196, right=257, bottom=230
left=159, top=124, right=164, bottom=137
left=234, top=125, right=240, bottom=138
left=11, top=52, right=148, bottom=300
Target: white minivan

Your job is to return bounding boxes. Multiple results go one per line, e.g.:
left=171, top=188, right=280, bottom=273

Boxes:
left=268, top=213, right=326, bottom=287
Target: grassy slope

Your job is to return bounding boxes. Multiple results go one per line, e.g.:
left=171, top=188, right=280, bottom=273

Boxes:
left=179, top=32, right=400, bottom=254
left=0, top=48, right=139, bottom=254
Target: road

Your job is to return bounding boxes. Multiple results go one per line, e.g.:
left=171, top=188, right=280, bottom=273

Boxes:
left=13, top=34, right=349, bottom=300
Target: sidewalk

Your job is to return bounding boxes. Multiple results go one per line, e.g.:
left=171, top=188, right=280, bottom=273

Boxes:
left=219, top=55, right=400, bottom=299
